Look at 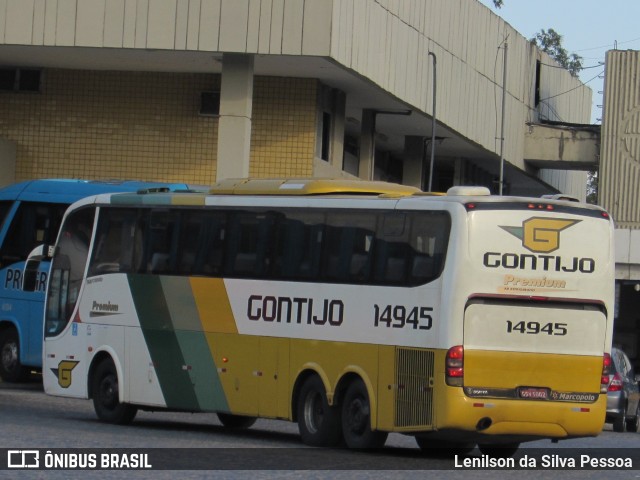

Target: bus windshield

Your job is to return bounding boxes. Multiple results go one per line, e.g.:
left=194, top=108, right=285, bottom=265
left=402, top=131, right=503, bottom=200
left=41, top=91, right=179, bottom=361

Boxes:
left=45, top=207, right=94, bottom=337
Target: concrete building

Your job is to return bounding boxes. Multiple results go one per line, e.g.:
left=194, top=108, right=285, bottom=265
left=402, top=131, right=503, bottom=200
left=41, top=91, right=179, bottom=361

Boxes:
left=0, top=0, right=595, bottom=197
left=601, top=50, right=640, bottom=364
left=7, top=1, right=640, bottom=366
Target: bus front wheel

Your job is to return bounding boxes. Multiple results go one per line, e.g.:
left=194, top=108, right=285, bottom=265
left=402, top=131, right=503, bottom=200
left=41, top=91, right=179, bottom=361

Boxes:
left=296, top=375, right=342, bottom=447
left=341, top=379, right=388, bottom=449
left=91, top=359, right=137, bottom=425
left=217, top=413, right=257, bottom=429
left=0, top=328, right=28, bottom=383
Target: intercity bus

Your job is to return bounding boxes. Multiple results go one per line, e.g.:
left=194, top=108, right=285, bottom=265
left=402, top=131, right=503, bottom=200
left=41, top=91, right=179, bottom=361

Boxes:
left=37, top=179, right=614, bottom=454
left=0, top=179, right=196, bottom=381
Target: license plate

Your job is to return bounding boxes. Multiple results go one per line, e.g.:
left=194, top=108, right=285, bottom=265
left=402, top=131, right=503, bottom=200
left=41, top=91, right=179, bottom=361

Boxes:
left=518, top=387, right=549, bottom=400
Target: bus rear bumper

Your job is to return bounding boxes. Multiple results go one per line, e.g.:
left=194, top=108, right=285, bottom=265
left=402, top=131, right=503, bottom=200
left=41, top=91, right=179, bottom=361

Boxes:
left=436, top=389, right=606, bottom=439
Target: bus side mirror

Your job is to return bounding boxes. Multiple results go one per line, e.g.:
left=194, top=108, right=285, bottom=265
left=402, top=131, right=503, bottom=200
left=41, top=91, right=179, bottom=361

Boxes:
left=22, top=244, right=55, bottom=292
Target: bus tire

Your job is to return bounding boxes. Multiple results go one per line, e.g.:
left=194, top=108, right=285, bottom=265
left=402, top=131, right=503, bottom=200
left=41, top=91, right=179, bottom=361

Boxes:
left=478, top=442, right=520, bottom=458
left=0, top=328, right=28, bottom=383
left=297, top=375, right=342, bottom=447
left=341, top=378, right=388, bottom=449
left=91, top=359, right=137, bottom=425
left=217, top=413, right=257, bottom=429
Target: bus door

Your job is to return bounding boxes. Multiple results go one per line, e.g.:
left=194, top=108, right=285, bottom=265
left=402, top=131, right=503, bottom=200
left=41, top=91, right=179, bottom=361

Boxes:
left=42, top=207, right=95, bottom=396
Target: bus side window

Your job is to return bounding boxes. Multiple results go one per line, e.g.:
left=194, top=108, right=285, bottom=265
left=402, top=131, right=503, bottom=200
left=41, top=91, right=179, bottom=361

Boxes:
left=225, top=212, right=274, bottom=278
left=323, top=213, right=376, bottom=283
left=89, top=208, right=141, bottom=275
left=408, top=213, right=450, bottom=284
left=273, top=212, right=324, bottom=280
left=374, top=213, right=409, bottom=284
left=143, top=210, right=179, bottom=274
left=175, top=211, right=227, bottom=276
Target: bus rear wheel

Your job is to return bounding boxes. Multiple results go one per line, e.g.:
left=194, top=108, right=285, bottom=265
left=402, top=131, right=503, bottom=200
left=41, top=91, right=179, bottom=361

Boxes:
left=297, top=375, right=342, bottom=447
left=0, top=328, right=28, bottom=383
left=217, top=413, right=257, bottom=429
left=415, top=437, right=476, bottom=456
left=91, top=359, right=137, bottom=425
left=341, top=379, right=388, bottom=449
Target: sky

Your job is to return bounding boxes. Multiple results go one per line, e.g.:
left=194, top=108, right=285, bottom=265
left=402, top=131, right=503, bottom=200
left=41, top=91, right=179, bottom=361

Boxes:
left=478, top=0, right=640, bottom=124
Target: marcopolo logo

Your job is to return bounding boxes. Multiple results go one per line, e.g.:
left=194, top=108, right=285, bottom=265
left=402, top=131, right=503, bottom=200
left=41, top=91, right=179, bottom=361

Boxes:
left=500, top=217, right=580, bottom=254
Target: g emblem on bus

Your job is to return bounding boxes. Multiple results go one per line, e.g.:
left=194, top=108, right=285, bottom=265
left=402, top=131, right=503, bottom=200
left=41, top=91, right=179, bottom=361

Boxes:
left=501, top=217, right=580, bottom=254
left=51, top=360, right=79, bottom=388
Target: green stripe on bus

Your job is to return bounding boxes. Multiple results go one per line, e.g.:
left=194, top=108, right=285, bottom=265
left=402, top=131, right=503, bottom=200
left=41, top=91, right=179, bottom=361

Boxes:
left=160, top=277, right=229, bottom=412
left=128, top=274, right=200, bottom=411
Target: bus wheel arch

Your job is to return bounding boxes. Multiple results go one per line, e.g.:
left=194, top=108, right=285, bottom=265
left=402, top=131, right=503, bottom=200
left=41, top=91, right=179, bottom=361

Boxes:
left=294, top=371, right=342, bottom=447
left=89, top=354, right=137, bottom=425
left=291, top=368, right=334, bottom=422
left=0, top=322, right=28, bottom=383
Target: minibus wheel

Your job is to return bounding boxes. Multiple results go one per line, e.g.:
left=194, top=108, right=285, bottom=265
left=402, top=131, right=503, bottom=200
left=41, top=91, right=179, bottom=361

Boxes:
left=0, top=328, right=27, bottom=383
left=91, top=358, right=137, bottom=425
left=217, top=413, right=257, bottom=429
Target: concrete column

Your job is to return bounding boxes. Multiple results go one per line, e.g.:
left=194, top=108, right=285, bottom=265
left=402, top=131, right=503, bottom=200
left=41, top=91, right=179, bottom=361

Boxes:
left=0, top=139, right=16, bottom=187
left=216, top=54, right=254, bottom=181
left=402, top=136, right=425, bottom=189
left=453, top=157, right=463, bottom=185
left=330, top=90, right=346, bottom=170
left=358, top=109, right=376, bottom=181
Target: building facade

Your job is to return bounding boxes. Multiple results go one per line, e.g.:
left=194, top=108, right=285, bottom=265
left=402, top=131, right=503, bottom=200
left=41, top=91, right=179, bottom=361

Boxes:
left=0, top=0, right=593, bottom=197
left=601, top=50, right=640, bottom=365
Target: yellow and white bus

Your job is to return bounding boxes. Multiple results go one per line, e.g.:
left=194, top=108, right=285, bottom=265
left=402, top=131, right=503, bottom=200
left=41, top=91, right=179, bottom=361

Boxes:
left=37, top=179, right=614, bottom=454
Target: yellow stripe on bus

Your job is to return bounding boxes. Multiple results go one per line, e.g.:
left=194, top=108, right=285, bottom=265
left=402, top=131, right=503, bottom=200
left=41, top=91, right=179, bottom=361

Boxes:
left=190, top=278, right=238, bottom=334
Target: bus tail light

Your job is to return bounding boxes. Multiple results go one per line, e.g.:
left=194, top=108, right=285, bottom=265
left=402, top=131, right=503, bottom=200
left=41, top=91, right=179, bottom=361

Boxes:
left=446, top=345, right=464, bottom=387
left=601, top=353, right=612, bottom=393
left=608, top=373, right=623, bottom=392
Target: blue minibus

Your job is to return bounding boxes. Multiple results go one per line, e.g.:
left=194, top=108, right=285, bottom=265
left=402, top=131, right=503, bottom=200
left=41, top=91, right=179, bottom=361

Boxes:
left=0, top=179, right=198, bottom=381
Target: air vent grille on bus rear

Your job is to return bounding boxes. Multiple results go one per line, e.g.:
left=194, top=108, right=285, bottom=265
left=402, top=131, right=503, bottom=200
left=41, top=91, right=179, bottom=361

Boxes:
left=394, top=348, right=435, bottom=428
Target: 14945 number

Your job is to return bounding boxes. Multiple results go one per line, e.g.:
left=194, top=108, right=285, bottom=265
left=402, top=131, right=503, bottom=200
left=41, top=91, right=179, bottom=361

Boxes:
left=374, top=305, right=432, bottom=330
left=506, top=320, right=567, bottom=336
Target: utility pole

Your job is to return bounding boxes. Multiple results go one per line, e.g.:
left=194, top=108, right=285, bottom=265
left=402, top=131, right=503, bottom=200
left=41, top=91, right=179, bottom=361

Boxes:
left=426, top=52, right=437, bottom=192
left=499, top=40, right=508, bottom=195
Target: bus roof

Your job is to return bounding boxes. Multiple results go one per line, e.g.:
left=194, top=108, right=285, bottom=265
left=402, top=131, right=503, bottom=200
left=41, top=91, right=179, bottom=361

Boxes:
left=0, top=179, right=198, bottom=203
left=208, top=178, right=421, bottom=196
left=63, top=179, right=609, bottom=221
